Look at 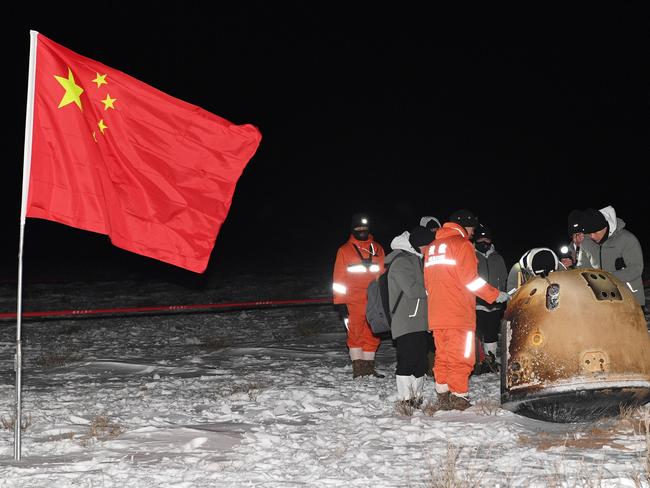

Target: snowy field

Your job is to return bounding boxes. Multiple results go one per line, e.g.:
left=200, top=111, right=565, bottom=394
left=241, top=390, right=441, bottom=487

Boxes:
left=0, top=268, right=648, bottom=487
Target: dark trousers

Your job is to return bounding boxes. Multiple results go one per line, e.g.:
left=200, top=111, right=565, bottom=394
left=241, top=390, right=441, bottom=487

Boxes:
left=395, top=331, right=430, bottom=377
left=476, top=310, right=502, bottom=343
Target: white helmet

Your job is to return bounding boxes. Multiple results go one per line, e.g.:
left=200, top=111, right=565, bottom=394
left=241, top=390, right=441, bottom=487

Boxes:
left=519, top=248, right=560, bottom=277
left=419, top=216, right=441, bottom=231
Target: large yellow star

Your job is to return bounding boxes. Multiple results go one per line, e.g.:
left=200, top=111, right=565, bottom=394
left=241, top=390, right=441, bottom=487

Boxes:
left=98, top=119, right=107, bottom=134
left=54, top=68, right=84, bottom=111
left=101, top=94, right=117, bottom=110
left=92, top=73, right=108, bottom=88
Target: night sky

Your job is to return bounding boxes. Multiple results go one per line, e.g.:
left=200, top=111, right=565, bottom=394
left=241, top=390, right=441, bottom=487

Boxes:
left=3, top=4, right=649, bottom=284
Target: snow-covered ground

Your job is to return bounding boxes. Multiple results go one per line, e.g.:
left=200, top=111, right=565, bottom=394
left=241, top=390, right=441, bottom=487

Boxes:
left=0, top=268, right=648, bottom=487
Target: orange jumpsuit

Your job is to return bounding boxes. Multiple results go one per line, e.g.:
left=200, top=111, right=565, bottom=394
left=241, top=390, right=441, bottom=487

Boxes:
left=423, top=223, right=499, bottom=394
left=333, top=235, right=385, bottom=353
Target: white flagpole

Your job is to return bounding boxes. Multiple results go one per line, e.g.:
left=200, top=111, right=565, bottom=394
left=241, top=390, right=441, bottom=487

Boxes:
left=15, top=29, right=39, bottom=461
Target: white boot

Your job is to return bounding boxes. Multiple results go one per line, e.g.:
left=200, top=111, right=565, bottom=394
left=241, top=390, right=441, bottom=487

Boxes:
left=411, top=375, right=425, bottom=407
left=396, top=375, right=411, bottom=401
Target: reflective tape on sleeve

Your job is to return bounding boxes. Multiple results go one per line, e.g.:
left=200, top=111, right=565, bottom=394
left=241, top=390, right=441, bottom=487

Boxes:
left=347, top=265, right=368, bottom=273
left=333, top=283, right=347, bottom=294
left=424, top=256, right=457, bottom=267
left=466, top=277, right=486, bottom=292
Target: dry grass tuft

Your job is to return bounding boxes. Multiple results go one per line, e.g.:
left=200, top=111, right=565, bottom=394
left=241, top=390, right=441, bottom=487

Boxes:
left=79, top=415, right=126, bottom=446
left=615, top=405, right=650, bottom=436
left=421, top=399, right=440, bottom=417
left=424, top=443, right=483, bottom=488
left=639, top=408, right=650, bottom=485
left=394, top=400, right=416, bottom=417
left=48, top=431, right=75, bottom=442
left=619, top=404, right=640, bottom=420
left=431, top=443, right=464, bottom=488
left=1, top=414, right=32, bottom=431
left=474, top=398, right=501, bottom=416
left=543, top=456, right=607, bottom=488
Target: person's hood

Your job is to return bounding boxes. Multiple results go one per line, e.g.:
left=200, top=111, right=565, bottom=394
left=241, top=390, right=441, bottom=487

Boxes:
left=390, top=231, right=420, bottom=256
left=436, top=222, right=469, bottom=240
left=599, top=205, right=625, bottom=235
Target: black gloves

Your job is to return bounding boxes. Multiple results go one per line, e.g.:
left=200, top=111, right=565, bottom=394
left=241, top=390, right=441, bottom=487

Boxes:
left=615, top=257, right=626, bottom=271
left=334, top=304, right=349, bottom=321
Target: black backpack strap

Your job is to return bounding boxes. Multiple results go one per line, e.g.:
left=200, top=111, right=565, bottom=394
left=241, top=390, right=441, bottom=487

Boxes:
left=391, top=290, right=404, bottom=314
left=388, top=252, right=405, bottom=314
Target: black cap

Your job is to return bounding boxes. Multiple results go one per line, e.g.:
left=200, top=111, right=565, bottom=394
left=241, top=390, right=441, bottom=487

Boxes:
left=475, top=224, right=492, bottom=241
left=580, top=208, right=608, bottom=233
left=408, top=226, right=435, bottom=249
left=351, top=213, right=370, bottom=231
left=449, top=209, right=478, bottom=227
left=567, top=209, right=584, bottom=236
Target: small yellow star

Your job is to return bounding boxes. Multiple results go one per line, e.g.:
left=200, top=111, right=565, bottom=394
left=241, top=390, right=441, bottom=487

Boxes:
left=101, top=94, right=117, bottom=110
left=92, top=131, right=97, bottom=142
left=54, top=68, right=84, bottom=111
left=92, top=73, right=108, bottom=88
left=98, top=119, right=108, bottom=134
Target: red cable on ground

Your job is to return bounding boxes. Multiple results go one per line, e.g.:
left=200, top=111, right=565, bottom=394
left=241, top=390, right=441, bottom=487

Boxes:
left=0, top=297, right=333, bottom=320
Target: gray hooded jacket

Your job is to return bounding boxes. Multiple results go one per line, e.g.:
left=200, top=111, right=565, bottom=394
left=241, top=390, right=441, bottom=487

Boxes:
left=580, top=206, right=645, bottom=306
left=387, top=232, right=429, bottom=339
left=475, top=244, right=508, bottom=312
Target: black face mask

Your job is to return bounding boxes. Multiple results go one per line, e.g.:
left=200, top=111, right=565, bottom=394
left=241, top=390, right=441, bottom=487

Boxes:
left=475, top=241, right=491, bottom=253
left=352, top=230, right=369, bottom=241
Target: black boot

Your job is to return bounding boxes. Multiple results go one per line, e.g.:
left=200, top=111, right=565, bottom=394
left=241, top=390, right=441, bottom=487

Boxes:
left=364, top=360, right=385, bottom=378
left=484, top=352, right=499, bottom=373
left=432, top=391, right=451, bottom=411
left=448, top=393, right=472, bottom=411
left=352, top=359, right=365, bottom=378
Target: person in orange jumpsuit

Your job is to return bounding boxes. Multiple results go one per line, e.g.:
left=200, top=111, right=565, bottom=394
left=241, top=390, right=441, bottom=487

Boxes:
left=423, top=209, right=510, bottom=410
left=333, top=213, right=385, bottom=378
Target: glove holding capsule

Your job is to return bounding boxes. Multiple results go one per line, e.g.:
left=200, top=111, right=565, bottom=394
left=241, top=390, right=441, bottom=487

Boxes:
left=495, top=291, right=511, bottom=303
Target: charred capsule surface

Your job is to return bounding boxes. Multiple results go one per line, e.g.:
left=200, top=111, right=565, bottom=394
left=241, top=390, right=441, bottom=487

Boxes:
left=501, top=268, right=650, bottom=422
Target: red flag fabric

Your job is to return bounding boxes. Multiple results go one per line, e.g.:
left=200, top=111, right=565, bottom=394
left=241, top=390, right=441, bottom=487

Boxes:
left=27, top=33, right=261, bottom=273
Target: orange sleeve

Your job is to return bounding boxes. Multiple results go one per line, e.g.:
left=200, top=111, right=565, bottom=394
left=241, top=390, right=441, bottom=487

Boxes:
left=456, top=240, right=499, bottom=304
left=332, top=246, right=349, bottom=304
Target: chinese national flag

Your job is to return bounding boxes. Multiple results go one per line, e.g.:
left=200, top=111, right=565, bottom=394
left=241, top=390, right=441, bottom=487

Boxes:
left=27, top=33, right=261, bottom=273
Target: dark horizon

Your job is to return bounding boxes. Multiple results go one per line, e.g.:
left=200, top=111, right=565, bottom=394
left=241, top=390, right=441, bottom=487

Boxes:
left=3, top=5, right=648, bottom=284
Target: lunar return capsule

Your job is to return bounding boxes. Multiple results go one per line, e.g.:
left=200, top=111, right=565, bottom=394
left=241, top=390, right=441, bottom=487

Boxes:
left=500, top=268, right=650, bottom=422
